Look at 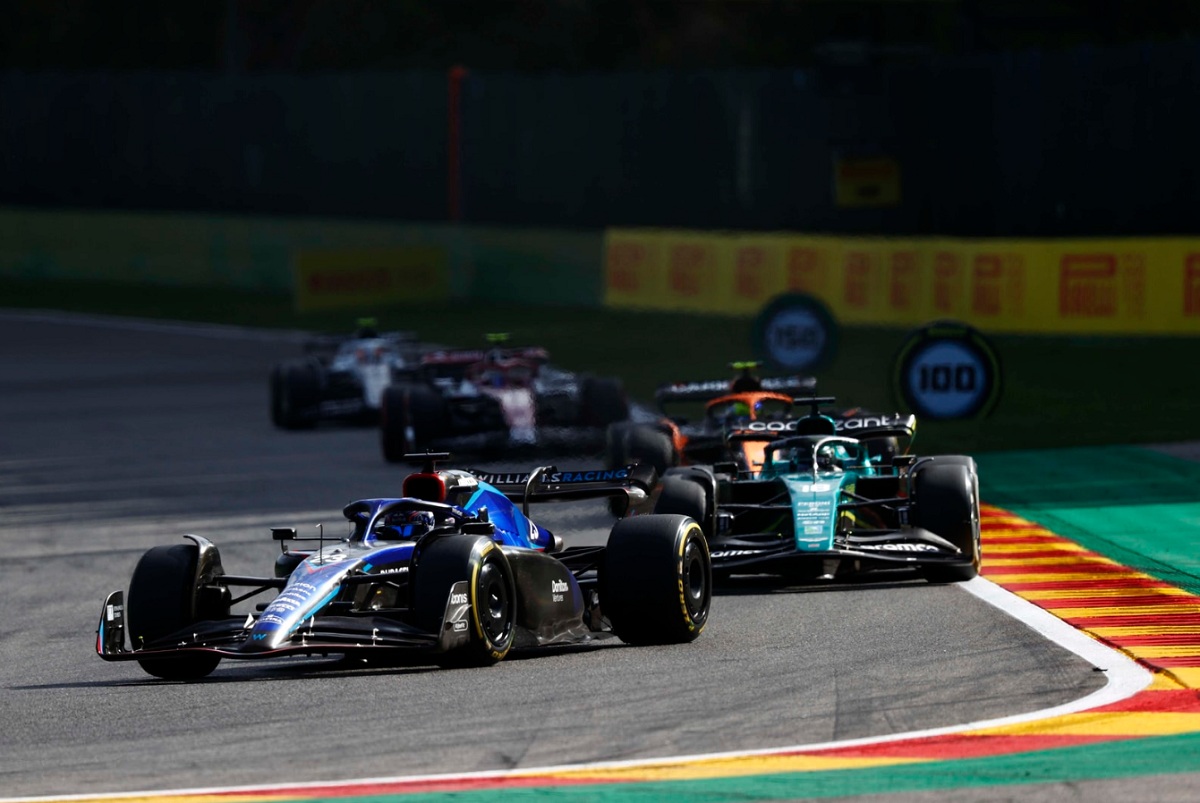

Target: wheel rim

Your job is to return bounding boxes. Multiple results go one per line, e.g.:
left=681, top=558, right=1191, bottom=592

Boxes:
left=476, top=561, right=513, bottom=646
left=680, top=538, right=709, bottom=623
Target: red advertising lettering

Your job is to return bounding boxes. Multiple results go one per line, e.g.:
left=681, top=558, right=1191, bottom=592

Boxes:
left=786, top=249, right=825, bottom=292
left=889, top=252, right=919, bottom=310
left=669, top=244, right=705, bottom=296
left=607, top=242, right=645, bottom=293
left=844, top=252, right=870, bottom=307
left=735, top=247, right=765, bottom=298
left=971, top=257, right=1004, bottom=316
left=932, top=253, right=963, bottom=313
left=1186, top=257, right=1200, bottom=317
left=1059, top=255, right=1117, bottom=317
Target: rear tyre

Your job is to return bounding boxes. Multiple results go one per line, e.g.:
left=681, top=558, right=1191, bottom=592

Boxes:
left=623, top=424, right=676, bottom=476
left=581, top=377, right=630, bottom=427
left=659, top=474, right=727, bottom=582
left=381, top=384, right=447, bottom=463
left=915, top=455, right=977, bottom=473
left=654, top=477, right=708, bottom=529
left=268, top=364, right=284, bottom=427
left=913, top=462, right=981, bottom=584
left=604, top=422, right=633, bottom=515
left=602, top=514, right=710, bottom=645
left=413, top=536, right=516, bottom=667
left=862, top=436, right=901, bottom=467
left=275, top=361, right=320, bottom=430
left=127, top=544, right=226, bottom=680
left=381, top=386, right=410, bottom=463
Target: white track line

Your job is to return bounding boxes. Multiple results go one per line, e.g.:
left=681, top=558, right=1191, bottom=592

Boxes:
left=0, top=575, right=1152, bottom=803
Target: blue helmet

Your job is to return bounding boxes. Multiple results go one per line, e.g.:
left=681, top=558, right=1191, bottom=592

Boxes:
left=380, top=510, right=437, bottom=539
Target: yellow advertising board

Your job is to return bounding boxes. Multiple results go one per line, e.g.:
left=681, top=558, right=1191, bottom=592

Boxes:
left=292, top=246, right=449, bottom=312
left=604, top=230, right=727, bottom=313
left=603, top=229, right=1200, bottom=335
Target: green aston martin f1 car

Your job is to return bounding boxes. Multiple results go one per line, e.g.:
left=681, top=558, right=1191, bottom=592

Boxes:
left=649, top=396, right=980, bottom=585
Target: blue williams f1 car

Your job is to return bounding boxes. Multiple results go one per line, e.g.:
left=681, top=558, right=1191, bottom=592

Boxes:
left=96, top=455, right=710, bottom=680
left=648, top=397, right=980, bottom=585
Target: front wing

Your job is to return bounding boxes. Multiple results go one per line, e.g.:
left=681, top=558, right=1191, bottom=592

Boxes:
left=707, top=528, right=973, bottom=577
left=95, top=581, right=472, bottom=663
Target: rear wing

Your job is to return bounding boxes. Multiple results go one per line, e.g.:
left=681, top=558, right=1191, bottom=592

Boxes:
left=421, top=346, right=549, bottom=366
left=835, top=412, right=917, bottom=440
left=655, top=375, right=817, bottom=406
left=726, top=412, right=917, bottom=442
left=305, top=330, right=416, bottom=347
left=468, top=463, right=657, bottom=516
left=302, top=331, right=418, bottom=358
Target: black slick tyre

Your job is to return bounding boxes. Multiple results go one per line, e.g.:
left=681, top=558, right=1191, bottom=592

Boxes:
left=381, top=384, right=446, bottom=463
left=380, top=385, right=410, bottom=463
left=275, top=361, right=320, bottom=430
left=916, top=455, right=977, bottom=473
left=913, top=462, right=981, bottom=584
left=127, top=544, right=225, bottom=680
left=863, top=436, right=901, bottom=467
left=654, top=478, right=727, bottom=580
left=269, top=364, right=285, bottom=427
left=602, top=514, right=710, bottom=645
left=623, top=424, right=675, bottom=476
left=605, top=422, right=630, bottom=468
left=581, top=377, right=630, bottom=427
left=414, top=536, right=516, bottom=667
left=654, top=477, right=708, bottom=525
left=604, top=422, right=632, bottom=515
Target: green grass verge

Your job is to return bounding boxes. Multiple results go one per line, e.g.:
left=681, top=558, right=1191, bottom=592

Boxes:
left=6, top=277, right=1199, bottom=455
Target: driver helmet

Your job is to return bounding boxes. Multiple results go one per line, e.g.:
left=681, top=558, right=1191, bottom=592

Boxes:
left=815, top=444, right=848, bottom=473
left=726, top=400, right=751, bottom=420
left=383, top=510, right=437, bottom=538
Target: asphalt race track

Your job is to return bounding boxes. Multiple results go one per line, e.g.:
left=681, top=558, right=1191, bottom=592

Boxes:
left=0, top=312, right=1121, bottom=799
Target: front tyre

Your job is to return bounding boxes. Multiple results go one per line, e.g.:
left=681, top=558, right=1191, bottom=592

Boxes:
left=414, top=536, right=516, bottom=667
left=127, top=544, right=226, bottom=680
left=602, top=514, right=710, bottom=645
left=913, top=461, right=981, bottom=584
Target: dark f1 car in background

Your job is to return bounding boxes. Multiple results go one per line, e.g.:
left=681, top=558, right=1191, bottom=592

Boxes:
left=381, top=335, right=630, bottom=462
left=606, top=362, right=818, bottom=475
left=96, top=454, right=710, bottom=680
left=270, top=320, right=422, bottom=429
left=607, top=363, right=904, bottom=479
left=649, top=396, right=981, bottom=585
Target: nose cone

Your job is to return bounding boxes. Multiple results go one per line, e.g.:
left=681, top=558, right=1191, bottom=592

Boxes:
left=242, top=570, right=344, bottom=652
left=240, top=614, right=293, bottom=653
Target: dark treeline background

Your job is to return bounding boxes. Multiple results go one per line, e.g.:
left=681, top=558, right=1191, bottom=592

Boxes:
left=3, top=0, right=1199, bottom=236
left=5, top=1, right=1197, bottom=71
